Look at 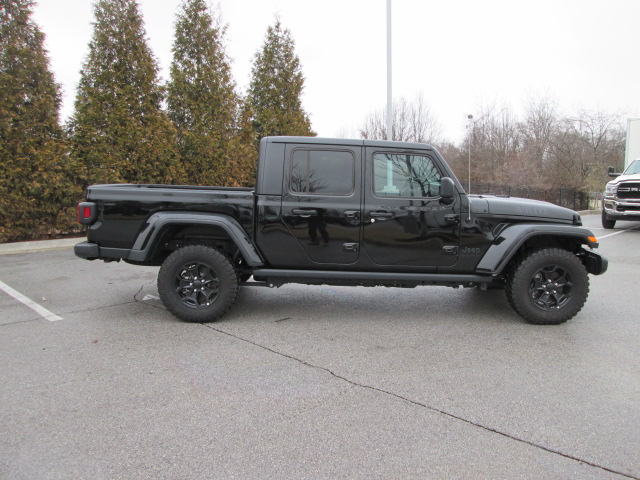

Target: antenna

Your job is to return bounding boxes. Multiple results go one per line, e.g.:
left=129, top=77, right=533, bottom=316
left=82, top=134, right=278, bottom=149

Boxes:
left=467, top=114, right=473, bottom=194
left=467, top=114, right=473, bottom=222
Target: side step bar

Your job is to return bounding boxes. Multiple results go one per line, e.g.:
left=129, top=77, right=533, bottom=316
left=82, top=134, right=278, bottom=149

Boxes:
left=250, top=269, right=493, bottom=286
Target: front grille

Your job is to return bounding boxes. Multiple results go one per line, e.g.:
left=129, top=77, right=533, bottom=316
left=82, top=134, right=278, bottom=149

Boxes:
left=616, top=183, right=640, bottom=199
left=617, top=205, right=640, bottom=212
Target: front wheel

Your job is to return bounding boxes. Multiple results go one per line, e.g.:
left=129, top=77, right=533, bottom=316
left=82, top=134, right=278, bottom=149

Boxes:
left=506, top=248, right=589, bottom=325
left=601, top=210, right=616, bottom=229
left=158, top=245, right=239, bottom=323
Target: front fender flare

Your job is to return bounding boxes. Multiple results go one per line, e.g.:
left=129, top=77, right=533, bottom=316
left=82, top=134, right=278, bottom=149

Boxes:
left=127, top=212, right=264, bottom=266
left=475, top=224, right=598, bottom=275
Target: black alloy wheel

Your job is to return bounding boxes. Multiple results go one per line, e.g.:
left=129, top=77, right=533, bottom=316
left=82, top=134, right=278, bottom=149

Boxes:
left=528, top=264, right=573, bottom=311
left=158, top=245, right=238, bottom=323
left=506, top=248, right=589, bottom=325
left=176, top=261, right=220, bottom=309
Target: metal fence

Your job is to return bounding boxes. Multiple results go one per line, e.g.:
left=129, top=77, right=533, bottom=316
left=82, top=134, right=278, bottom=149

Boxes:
left=460, top=182, right=602, bottom=212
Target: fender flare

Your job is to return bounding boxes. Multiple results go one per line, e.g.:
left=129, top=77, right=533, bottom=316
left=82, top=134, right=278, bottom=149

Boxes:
left=127, top=212, right=264, bottom=266
left=475, top=223, right=598, bottom=275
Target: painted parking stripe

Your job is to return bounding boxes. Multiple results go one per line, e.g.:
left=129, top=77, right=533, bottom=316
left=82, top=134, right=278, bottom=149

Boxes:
left=598, top=225, right=640, bottom=240
left=0, top=280, right=63, bottom=321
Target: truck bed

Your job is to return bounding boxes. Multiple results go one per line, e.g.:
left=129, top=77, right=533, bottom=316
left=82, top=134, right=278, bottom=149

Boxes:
left=85, top=184, right=256, bottom=250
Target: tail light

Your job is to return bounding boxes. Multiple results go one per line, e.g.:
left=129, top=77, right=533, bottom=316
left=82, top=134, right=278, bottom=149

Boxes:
left=78, top=202, right=98, bottom=225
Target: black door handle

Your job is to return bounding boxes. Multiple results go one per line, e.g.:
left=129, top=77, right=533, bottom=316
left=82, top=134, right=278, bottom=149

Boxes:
left=370, top=211, right=394, bottom=219
left=292, top=208, right=318, bottom=217
left=344, top=210, right=359, bottom=218
left=445, top=214, right=460, bottom=224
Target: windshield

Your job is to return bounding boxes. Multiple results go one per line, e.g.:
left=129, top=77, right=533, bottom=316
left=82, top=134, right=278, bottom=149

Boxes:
left=623, top=160, right=640, bottom=175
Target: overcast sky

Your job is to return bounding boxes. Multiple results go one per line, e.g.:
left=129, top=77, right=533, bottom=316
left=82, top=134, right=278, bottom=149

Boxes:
left=32, top=0, right=640, bottom=143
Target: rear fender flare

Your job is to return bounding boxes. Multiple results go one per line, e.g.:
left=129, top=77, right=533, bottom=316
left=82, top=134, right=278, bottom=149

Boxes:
left=127, top=212, right=264, bottom=266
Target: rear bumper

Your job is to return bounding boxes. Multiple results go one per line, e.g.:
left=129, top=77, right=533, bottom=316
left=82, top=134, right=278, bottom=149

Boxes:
left=74, top=241, right=99, bottom=260
left=74, top=242, right=130, bottom=261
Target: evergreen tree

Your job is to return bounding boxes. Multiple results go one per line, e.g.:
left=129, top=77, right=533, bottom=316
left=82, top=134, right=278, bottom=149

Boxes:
left=70, top=0, right=184, bottom=186
left=247, top=19, right=314, bottom=144
left=227, top=100, right=258, bottom=187
left=168, top=0, right=238, bottom=186
left=0, top=0, right=80, bottom=242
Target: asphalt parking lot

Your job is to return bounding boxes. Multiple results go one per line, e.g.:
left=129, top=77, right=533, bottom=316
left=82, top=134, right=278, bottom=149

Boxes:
left=1, top=214, right=639, bottom=480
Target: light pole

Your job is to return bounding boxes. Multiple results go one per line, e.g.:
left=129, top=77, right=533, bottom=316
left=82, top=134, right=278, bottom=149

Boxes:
left=386, top=0, right=392, bottom=141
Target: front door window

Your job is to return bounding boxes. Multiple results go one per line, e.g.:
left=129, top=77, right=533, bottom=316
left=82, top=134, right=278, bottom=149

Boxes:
left=373, top=153, right=442, bottom=198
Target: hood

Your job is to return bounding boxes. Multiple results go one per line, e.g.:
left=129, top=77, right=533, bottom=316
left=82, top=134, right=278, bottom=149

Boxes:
left=469, top=195, right=580, bottom=224
left=608, top=173, right=640, bottom=185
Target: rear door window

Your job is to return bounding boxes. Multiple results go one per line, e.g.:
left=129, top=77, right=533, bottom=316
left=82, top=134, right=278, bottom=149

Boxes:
left=290, top=149, right=354, bottom=196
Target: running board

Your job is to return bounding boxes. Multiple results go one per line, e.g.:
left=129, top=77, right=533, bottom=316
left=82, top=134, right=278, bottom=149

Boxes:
left=250, top=269, right=492, bottom=286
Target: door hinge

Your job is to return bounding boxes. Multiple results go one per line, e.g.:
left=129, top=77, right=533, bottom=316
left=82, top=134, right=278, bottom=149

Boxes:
left=443, top=246, right=459, bottom=255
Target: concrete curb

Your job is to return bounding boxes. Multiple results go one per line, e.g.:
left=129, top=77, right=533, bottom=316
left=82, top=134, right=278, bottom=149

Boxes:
left=578, top=210, right=600, bottom=216
left=0, top=237, right=83, bottom=256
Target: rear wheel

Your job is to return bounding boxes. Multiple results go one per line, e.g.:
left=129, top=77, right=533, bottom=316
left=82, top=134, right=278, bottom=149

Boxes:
left=506, top=248, right=589, bottom=325
left=601, top=210, right=616, bottom=229
left=158, top=245, right=238, bottom=323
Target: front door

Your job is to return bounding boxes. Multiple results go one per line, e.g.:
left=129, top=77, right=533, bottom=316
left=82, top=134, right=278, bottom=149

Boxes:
left=362, top=147, right=460, bottom=268
left=280, top=144, right=362, bottom=266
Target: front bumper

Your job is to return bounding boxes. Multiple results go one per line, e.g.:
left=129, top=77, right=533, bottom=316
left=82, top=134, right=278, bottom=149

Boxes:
left=581, top=249, right=608, bottom=276
left=602, top=198, right=640, bottom=220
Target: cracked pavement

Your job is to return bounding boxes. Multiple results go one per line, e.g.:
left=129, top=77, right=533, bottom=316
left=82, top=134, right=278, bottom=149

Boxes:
left=1, top=215, right=639, bottom=479
left=202, top=322, right=639, bottom=479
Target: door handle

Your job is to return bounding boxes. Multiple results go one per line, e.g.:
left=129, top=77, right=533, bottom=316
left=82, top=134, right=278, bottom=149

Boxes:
left=292, top=208, right=318, bottom=217
left=343, top=242, right=359, bottom=253
left=445, top=214, right=460, bottom=224
left=370, top=211, right=394, bottom=219
left=344, top=210, right=359, bottom=219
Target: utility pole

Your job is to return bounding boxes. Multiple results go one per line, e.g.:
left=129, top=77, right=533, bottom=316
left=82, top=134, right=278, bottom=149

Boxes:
left=386, top=0, right=392, bottom=141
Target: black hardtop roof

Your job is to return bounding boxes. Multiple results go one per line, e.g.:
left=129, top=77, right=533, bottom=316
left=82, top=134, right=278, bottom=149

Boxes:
left=263, top=136, right=434, bottom=151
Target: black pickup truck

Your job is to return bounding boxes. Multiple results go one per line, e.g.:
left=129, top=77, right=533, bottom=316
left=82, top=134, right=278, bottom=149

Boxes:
left=76, top=136, right=607, bottom=325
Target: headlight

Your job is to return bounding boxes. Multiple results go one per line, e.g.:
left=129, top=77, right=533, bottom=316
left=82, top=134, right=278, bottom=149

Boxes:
left=605, top=183, right=617, bottom=196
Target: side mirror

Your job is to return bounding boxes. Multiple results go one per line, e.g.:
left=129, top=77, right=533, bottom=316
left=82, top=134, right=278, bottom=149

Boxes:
left=607, top=166, right=621, bottom=177
left=440, top=177, right=455, bottom=205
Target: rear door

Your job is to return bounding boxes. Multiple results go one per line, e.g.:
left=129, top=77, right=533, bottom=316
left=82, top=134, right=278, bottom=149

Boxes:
left=362, top=147, right=460, bottom=268
left=280, top=143, right=362, bottom=266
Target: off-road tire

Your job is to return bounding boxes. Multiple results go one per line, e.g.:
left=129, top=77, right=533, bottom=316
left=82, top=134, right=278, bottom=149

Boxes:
left=506, top=248, right=589, bottom=325
left=601, top=210, right=616, bottom=229
left=158, top=245, right=238, bottom=323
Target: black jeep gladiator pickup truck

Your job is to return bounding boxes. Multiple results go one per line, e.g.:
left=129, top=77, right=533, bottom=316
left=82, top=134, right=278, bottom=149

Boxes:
left=75, top=136, right=607, bottom=325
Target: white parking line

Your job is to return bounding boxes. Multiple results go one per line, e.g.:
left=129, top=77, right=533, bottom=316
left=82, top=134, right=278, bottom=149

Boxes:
left=598, top=226, right=640, bottom=240
left=0, top=280, right=63, bottom=321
